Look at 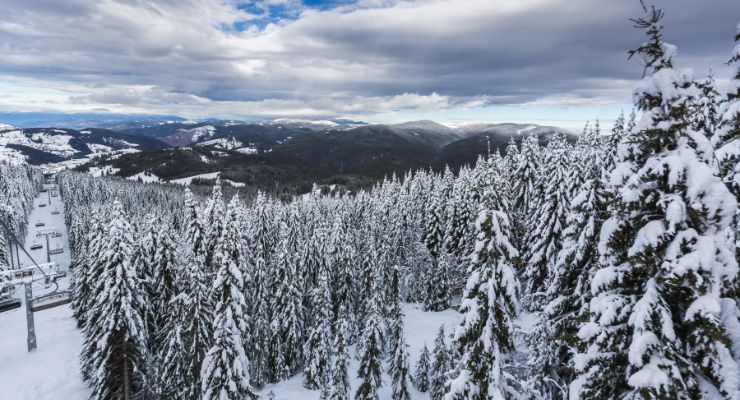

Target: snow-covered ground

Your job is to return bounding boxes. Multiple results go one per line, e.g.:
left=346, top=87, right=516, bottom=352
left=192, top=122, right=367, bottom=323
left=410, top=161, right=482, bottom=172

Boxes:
left=87, top=165, right=120, bottom=177
left=169, top=171, right=221, bottom=185
left=168, top=171, right=245, bottom=187
left=0, top=183, right=88, bottom=400
left=126, top=171, right=161, bottom=183
left=257, top=304, right=461, bottom=400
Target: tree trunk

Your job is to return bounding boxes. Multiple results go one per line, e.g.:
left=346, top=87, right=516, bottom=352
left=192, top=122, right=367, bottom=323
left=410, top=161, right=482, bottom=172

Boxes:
left=123, top=351, right=130, bottom=400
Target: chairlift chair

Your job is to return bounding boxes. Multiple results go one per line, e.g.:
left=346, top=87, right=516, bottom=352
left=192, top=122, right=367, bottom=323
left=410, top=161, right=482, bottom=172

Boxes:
left=0, top=298, right=21, bottom=313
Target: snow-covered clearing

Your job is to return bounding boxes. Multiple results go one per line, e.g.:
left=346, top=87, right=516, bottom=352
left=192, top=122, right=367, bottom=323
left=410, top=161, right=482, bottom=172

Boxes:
left=168, top=171, right=245, bottom=187
left=0, top=183, right=88, bottom=400
left=257, top=304, right=461, bottom=400
left=126, top=171, right=161, bottom=183
left=87, top=165, right=120, bottom=177
left=168, top=171, right=222, bottom=185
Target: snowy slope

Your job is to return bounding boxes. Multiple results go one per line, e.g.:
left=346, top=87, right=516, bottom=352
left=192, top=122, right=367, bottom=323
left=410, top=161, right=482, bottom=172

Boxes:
left=0, top=183, right=88, bottom=400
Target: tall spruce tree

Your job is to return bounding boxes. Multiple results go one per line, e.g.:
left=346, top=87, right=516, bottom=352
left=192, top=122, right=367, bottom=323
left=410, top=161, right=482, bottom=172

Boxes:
left=522, top=132, right=570, bottom=311
left=414, top=344, right=432, bottom=393
left=269, top=212, right=305, bottom=380
left=330, top=306, right=352, bottom=400
left=445, top=184, right=520, bottom=400
left=82, top=201, right=148, bottom=399
left=572, top=7, right=740, bottom=399
left=303, top=260, right=333, bottom=390
left=430, top=326, right=451, bottom=400
left=391, top=326, right=412, bottom=400
left=200, top=197, right=256, bottom=400
left=355, top=282, right=385, bottom=400
left=529, top=131, right=606, bottom=400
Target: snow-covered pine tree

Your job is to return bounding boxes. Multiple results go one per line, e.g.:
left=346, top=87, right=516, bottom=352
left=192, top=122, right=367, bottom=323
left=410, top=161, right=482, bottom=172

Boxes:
left=522, top=132, right=570, bottom=311
left=303, top=260, right=333, bottom=390
left=269, top=211, right=305, bottom=381
left=715, top=23, right=739, bottom=200
left=131, top=216, right=159, bottom=387
left=71, top=208, right=105, bottom=328
left=692, top=69, right=723, bottom=145
left=329, top=217, right=356, bottom=338
left=513, top=133, right=540, bottom=215
left=391, top=325, right=412, bottom=400
left=203, top=179, right=225, bottom=271
left=155, top=290, right=190, bottom=399
left=150, top=222, right=178, bottom=337
left=423, top=185, right=445, bottom=260
left=330, top=305, right=352, bottom=400
left=529, top=128, right=606, bottom=400
left=180, top=252, right=214, bottom=399
left=445, top=183, right=520, bottom=400
left=387, top=265, right=404, bottom=366
left=82, top=200, right=148, bottom=399
left=355, top=281, right=385, bottom=400
left=716, top=22, right=740, bottom=366
left=604, top=111, right=627, bottom=173
left=414, top=344, right=431, bottom=392
left=184, top=188, right=206, bottom=259
left=249, top=193, right=273, bottom=387
left=200, top=196, right=256, bottom=400
left=422, top=185, right=449, bottom=311
left=430, top=326, right=451, bottom=400
left=511, top=133, right=540, bottom=256
left=572, top=7, right=740, bottom=399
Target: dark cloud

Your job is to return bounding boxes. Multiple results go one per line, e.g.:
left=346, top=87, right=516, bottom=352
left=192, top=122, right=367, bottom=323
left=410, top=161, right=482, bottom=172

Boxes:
left=0, top=0, right=737, bottom=118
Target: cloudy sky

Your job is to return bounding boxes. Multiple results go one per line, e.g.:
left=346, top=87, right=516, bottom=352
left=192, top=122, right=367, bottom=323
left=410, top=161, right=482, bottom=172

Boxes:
left=0, top=0, right=738, bottom=128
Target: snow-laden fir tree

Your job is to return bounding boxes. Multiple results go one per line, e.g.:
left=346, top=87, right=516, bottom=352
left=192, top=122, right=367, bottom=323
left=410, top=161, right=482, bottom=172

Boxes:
left=512, top=133, right=540, bottom=214
left=423, top=184, right=445, bottom=260
left=414, top=344, right=432, bottom=393
left=82, top=200, right=148, bottom=399
left=430, top=326, right=451, bottom=400
left=249, top=193, right=274, bottom=387
left=522, top=132, right=570, bottom=312
left=269, top=209, right=305, bottom=381
left=200, top=196, right=257, bottom=400
left=303, top=260, right=333, bottom=390
left=176, top=191, right=214, bottom=400
left=391, top=322, right=412, bottom=400
left=571, top=7, right=740, bottom=399
left=716, top=22, right=740, bottom=366
left=604, top=111, right=627, bottom=174
left=528, top=128, right=606, bottom=400
left=692, top=69, right=723, bottom=145
left=134, top=216, right=158, bottom=329
left=387, top=265, right=405, bottom=367
left=184, top=188, right=206, bottom=259
left=355, top=279, right=385, bottom=400
left=155, top=289, right=190, bottom=399
left=71, top=208, right=105, bottom=328
left=179, top=251, right=214, bottom=400
left=150, top=222, right=178, bottom=337
left=445, top=181, right=520, bottom=400
left=203, top=179, right=225, bottom=271
left=330, top=305, right=352, bottom=400
left=329, top=217, right=356, bottom=338
left=715, top=23, right=740, bottom=200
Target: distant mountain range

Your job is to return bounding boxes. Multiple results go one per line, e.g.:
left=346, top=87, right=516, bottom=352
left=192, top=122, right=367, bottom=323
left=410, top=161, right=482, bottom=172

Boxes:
left=0, top=114, right=576, bottom=196
left=0, top=112, right=185, bottom=129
